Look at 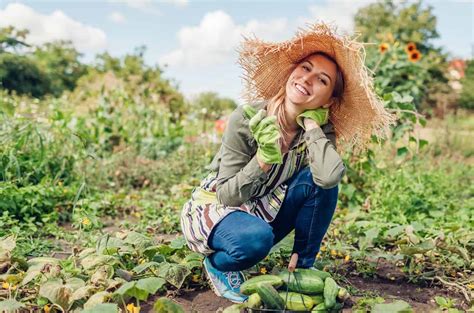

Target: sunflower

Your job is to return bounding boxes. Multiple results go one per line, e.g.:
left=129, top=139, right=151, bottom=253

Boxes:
left=405, top=42, right=417, bottom=54
left=379, top=43, right=389, bottom=54
left=409, top=50, right=422, bottom=62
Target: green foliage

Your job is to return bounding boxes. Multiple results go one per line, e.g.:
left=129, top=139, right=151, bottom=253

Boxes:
left=459, top=60, right=474, bottom=110
left=33, top=41, right=87, bottom=96
left=354, top=0, right=452, bottom=116
left=355, top=0, right=439, bottom=49
left=0, top=53, right=51, bottom=97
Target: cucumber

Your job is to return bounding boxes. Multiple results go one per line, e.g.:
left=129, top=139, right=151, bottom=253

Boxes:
left=278, top=269, right=324, bottom=294
left=152, top=297, right=185, bottom=313
left=246, top=293, right=261, bottom=309
left=310, top=295, right=324, bottom=305
left=256, top=283, right=285, bottom=310
left=323, top=277, right=339, bottom=308
left=223, top=303, right=245, bottom=313
left=312, top=302, right=328, bottom=312
left=296, top=268, right=331, bottom=281
left=337, top=287, right=349, bottom=302
left=240, top=274, right=283, bottom=295
left=278, top=291, right=314, bottom=311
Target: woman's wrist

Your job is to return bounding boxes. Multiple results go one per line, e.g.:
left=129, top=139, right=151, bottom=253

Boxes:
left=256, top=155, right=272, bottom=173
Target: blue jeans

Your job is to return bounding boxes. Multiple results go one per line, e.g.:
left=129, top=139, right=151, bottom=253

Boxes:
left=207, top=166, right=339, bottom=271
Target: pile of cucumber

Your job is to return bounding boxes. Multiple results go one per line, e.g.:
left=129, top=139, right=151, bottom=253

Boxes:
left=223, top=269, right=349, bottom=312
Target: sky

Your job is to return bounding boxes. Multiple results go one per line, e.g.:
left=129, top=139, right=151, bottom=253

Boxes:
left=0, top=0, right=473, bottom=102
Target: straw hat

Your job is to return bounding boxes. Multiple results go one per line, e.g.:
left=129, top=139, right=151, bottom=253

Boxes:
left=238, top=22, right=396, bottom=153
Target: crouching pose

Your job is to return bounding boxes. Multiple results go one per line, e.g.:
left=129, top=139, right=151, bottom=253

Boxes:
left=180, top=22, right=394, bottom=302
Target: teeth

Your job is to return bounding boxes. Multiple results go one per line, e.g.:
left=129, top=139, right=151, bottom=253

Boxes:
left=295, top=83, right=309, bottom=96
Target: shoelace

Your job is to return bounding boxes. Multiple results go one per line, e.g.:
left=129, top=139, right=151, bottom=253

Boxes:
left=226, top=271, right=243, bottom=290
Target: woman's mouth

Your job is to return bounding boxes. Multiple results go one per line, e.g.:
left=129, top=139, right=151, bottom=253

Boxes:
left=294, top=83, right=309, bottom=96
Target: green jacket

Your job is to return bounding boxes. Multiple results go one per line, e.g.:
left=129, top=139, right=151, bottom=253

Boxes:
left=206, top=103, right=346, bottom=207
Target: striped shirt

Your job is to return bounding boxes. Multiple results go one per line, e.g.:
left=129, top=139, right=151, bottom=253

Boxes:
left=180, top=103, right=345, bottom=255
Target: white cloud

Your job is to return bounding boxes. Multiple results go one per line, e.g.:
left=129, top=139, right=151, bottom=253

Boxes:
left=298, top=0, right=374, bottom=34
left=0, top=3, right=107, bottom=52
left=107, top=0, right=160, bottom=15
left=168, top=0, right=189, bottom=7
left=108, top=11, right=126, bottom=23
left=159, top=10, right=289, bottom=68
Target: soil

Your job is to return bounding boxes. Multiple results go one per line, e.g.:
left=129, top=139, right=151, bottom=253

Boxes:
left=138, top=273, right=468, bottom=313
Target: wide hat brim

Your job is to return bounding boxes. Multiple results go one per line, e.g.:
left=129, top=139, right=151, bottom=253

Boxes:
left=238, top=22, right=396, bottom=152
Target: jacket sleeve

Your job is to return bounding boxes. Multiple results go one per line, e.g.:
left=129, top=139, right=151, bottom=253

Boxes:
left=303, top=122, right=346, bottom=189
left=215, top=105, right=269, bottom=207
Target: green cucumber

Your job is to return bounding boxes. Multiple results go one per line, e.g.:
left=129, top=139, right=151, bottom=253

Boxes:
left=278, top=269, right=324, bottom=294
left=323, top=277, right=339, bottom=308
left=296, top=268, right=331, bottom=281
left=310, top=295, right=324, bottom=305
left=312, top=302, right=328, bottom=312
left=239, top=274, right=284, bottom=295
left=278, top=291, right=314, bottom=311
left=246, top=293, right=261, bottom=309
left=256, top=283, right=285, bottom=310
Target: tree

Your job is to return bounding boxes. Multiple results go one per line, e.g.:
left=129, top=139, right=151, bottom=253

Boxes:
left=192, top=92, right=237, bottom=131
left=354, top=0, right=439, bottom=52
left=33, top=40, right=87, bottom=96
left=459, top=60, right=474, bottom=110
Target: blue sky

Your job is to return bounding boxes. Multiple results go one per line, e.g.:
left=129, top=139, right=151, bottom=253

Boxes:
left=1, top=0, right=472, bottom=102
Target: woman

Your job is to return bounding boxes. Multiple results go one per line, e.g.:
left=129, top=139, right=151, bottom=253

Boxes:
left=180, top=23, right=394, bottom=303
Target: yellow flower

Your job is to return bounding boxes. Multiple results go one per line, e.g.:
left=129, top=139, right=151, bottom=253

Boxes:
left=126, top=303, right=140, bottom=313
left=379, top=43, right=389, bottom=54
left=333, top=229, right=339, bottom=237
left=344, top=255, right=350, bottom=262
left=316, top=252, right=321, bottom=259
left=44, top=304, right=51, bottom=313
left=409, top=50, right=422, bottom=62
left=192, top=274, right=200, bottom=282
left=330, top=250, right=337, bottom=257
left=260, top=267, right=267, bottom=274
left=10, top=285, right=17, bottom=290
left=2, top=282, right=9, bottom=289
left=82, top=217, right=91, bottom=226
left=320, top=246, right=327, bottom=252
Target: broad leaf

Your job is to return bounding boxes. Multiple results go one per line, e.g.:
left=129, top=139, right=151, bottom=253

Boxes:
left=124, top=231, right=152, bottom=250
left=83, top=291, right=111, bottom=309
left=169, top=236, right=186, bottom=250
left=156, top=262, right=191, bottom=289
left=82, top=303, right=118, bottom=313
left=132, top=261, right=161, bottom=274
left=373, top=300, right=413, bottom=313
left=96, top=235, right=124, bottom=255
left=81, top=254, right=117, bottom=271
left=38, top=278, right=72, bottom=310
left=0, top=299, right=24, bottom=312
left=136, top=277, right=166, bottom=295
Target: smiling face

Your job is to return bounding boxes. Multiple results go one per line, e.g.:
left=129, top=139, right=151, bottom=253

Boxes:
left=285, top=53, right=338, bottom=112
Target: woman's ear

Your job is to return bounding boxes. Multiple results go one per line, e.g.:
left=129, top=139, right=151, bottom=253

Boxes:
left=323, top=97, right=336, bottom=109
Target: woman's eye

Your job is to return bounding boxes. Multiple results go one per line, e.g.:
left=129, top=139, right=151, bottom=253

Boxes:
left=302, top=65, right=310, bottom=71
left=319, top=78, right=327, bottom=86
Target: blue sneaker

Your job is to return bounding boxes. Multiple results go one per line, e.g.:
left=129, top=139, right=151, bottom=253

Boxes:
left=203, top=257, right=248, bottom=303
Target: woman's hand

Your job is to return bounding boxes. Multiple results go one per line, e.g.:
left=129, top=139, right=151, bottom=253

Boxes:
left=296, top=108, right=329, bottom=131
left=243, top=105, right=283, bottom=165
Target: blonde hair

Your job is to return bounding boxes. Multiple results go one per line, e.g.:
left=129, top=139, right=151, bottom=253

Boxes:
left=265, top=86, right=291, bottom=147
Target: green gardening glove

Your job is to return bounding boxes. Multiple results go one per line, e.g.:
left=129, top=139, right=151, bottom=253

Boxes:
left=296, top=108, right=329, bottom=130
left=242, top=105, right=283, bottom=164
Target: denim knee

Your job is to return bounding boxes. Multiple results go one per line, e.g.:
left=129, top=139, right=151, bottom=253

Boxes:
left=289, top=166, right=316, bottom=198
left=231, top=224, right=274, bottom=264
